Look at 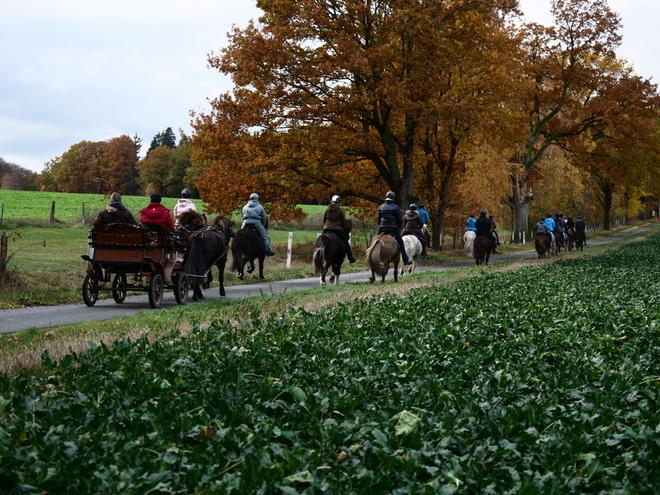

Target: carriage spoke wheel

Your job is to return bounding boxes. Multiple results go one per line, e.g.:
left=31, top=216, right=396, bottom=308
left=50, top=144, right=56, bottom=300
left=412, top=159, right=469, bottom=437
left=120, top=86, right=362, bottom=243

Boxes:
left=174, top=273, right=188, bottom=305
left=112, top=273, right=127, bottom=303
left=148, top=273, right=164, bottom=309
left=82, top=272, right=99, bottom=307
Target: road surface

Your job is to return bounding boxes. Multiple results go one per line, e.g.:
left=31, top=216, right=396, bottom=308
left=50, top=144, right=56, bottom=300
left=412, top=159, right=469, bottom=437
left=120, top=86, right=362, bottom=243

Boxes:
left=1, top=223, right=655, bottom=334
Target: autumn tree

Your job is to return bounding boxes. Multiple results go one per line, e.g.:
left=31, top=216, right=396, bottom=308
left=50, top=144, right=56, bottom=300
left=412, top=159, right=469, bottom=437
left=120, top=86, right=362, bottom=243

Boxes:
left=192, top=0, right=520, bottom=225
left=0, top=158, right=38, bottom=191
left=136, top=145, right=173, bottom=194
left=507, top=0, right=622, bottom=241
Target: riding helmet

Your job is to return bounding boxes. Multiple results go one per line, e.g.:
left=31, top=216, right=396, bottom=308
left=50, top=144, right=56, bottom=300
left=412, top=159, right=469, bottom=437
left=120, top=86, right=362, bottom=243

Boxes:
left=480, top=209, right=487, bottom=215
left=181, top=188, right=192, bottom=198
left=250, top=193, right=259, bottom=200
left=332, top=195, right=340, bottom=203
left=386, top=191, right=396, bottom=200
left=409, top=203, right=418, bottom=210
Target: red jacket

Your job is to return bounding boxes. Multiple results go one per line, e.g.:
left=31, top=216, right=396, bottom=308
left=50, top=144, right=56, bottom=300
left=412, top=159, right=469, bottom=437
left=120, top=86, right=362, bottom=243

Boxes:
left=139, top=203, right=174, bottom=232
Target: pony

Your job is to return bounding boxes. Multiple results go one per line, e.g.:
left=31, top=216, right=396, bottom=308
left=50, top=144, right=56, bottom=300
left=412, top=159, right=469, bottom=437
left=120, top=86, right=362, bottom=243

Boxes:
left=574, top=229, right=585, bottom=251
left=463, top=230, right=476, bottom=257
left=174, top=210, right=208, bottom=247
left=473, top=235, right=492, bottom=265
left=534, top=233, right=552, bottom=259
left=231, top=225, right=266, bottom=279
left=313, top=219, right=353, bottom=286
left=400, top=234, right=423, bottom=274
left=566, top=228, right=575, bottom=251
left=365, top=234, right=400, bottom=283
left=182, top=215, right=233, bottom=301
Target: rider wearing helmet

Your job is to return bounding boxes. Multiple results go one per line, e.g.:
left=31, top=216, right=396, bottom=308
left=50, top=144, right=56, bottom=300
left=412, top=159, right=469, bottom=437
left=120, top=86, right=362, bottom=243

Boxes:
left=377, top=191, right=412, bottom=265
left=475, top=210, right=498, bottom=254
left=402, top=203, right=428, bottom=259
left=173, top=188, right=197, bottom=228
left=322, top=195, right=356, bottom=263
left=242, top=193, right=275, bottom=256
left=466, top=213, right=477, bottom=232
left=417, top=203, right=431, bottom=248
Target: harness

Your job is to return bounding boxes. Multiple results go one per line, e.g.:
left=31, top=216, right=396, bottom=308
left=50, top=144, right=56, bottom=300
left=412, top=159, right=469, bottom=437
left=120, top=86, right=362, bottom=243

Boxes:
left=186, top=226, right=231, bottom=279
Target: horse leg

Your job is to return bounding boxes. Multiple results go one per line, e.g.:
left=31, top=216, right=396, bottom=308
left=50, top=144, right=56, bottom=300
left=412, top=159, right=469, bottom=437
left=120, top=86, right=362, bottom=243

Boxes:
left=393, top=261, right=399, bottom=282
left=218, top=262, right=226, bottom=297
left=258, top=256, right=265, bottom=279
left=246, top=260, right=254, bottom=273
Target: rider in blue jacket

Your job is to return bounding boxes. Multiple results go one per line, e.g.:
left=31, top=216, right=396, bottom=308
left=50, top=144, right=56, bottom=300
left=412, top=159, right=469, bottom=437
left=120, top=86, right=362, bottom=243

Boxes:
left=466, top=214, right=477, bottom=232
left=544, top=213, right=555, bottom=233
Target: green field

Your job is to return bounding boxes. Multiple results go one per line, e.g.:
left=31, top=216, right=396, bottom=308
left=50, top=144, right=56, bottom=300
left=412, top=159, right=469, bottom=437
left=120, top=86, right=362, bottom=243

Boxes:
left=1, top=233, right=659, bottom=492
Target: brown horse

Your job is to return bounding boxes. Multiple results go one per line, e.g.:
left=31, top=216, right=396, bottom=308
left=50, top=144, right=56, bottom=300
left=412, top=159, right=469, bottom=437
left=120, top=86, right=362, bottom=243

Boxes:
left=366, top=234, right=400, bottom=283
left=182, top=215, right=233, bottom=301
left=474, top=235, right=492, bottom=265
left=566, top=228, right=575, bottom=251
left=313, top=219, right=353, bottom=286
left=534, top=233, right=551, bottom=259
left=231, top=226, right=266, bottom=279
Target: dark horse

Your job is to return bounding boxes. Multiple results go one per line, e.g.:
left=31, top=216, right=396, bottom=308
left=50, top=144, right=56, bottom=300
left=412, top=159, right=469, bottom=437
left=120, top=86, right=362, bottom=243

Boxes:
left=182, top=215, right=233, bottom=301
left=474, top=235, right=492, bottom=265
left=566, top=228, right=575, bottom=252
left=313, top=219, right=353, bottom=286
left=231, top=225, right=265, bottom=279
left=574, top=229, right=585, bottom=251
left=534, top=233, right=551, bottom=259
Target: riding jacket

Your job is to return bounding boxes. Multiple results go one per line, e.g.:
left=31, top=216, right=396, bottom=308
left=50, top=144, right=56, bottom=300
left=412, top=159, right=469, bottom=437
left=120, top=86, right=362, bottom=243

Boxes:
left=475, top=215, right=491, bottom=236
left=545, top=216, right=555, bottom=232
left=418, top=207, right=430, bottom=225
left=466, top=217, right=477, bottom=231
left=241, top=199, right=268, bottom=227
left=173, top=198, right=197, bottom=227
left=377, top=199, right=403, bottom=228
left=139, top=202, right=174, bottom=232
left=535, top=221, right=548, bottom=234
left=322, top=203, right=348, bottom=231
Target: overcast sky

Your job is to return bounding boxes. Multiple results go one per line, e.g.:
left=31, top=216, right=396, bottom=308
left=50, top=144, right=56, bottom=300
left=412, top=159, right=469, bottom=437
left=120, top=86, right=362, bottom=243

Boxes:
left=1, top=0, right=658, bottom=174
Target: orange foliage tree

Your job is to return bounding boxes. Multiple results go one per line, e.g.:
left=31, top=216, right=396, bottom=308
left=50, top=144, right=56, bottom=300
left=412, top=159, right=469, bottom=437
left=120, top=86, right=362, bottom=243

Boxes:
left=192, top=0, right=521, bottom=231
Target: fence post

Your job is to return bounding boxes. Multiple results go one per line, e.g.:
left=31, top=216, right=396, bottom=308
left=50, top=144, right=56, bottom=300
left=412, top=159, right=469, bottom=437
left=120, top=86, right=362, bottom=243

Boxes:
left=286, top=232, right=293, bottom=268
left=81, top=202, right=86, bottom=225
left=0, top=203, right=3, bottom=225
left=0, top=231, right=7, bottom=272
left=49, top=201, right=56, bottom=225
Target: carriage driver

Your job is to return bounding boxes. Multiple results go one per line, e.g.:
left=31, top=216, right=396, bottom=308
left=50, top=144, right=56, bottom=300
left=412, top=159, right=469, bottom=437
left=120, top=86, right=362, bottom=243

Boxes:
left=322, top=195, right=357, bottom=263
left=241, top=193, right=276, bottom=256
left=377, top=191, right=412, bottom=266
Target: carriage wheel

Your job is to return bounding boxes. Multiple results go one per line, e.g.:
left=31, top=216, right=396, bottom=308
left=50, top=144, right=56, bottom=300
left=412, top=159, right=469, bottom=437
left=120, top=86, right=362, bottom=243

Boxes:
left=174, top=273, right=188, bottom=305
left=148, top=273, right=164, bottom=309
left=112, top=273, right=127, bottom=303
left=82, top=272, right=99, bottom=307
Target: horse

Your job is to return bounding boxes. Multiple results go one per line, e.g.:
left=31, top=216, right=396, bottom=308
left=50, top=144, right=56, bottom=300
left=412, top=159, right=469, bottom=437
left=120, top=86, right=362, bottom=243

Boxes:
left=365, top=234, right=400, bottom=283
left=174, top=210, right=208, bottom=247
left=534, top=233, right=551, bottom=259
left=463, top=230, right=476, bottom=258
left=231, top=225, right=266, bottom=279
left=473, top=235, right=492, bottom=265
left=574, top=229, right=585, bottom=251
left=400, top=234, right=423, bottom=274
left=566, top=228, right=575, bottom=251
left=313, top=219, right=353, bottom=286
left=182, top=215, right=233, bottom=301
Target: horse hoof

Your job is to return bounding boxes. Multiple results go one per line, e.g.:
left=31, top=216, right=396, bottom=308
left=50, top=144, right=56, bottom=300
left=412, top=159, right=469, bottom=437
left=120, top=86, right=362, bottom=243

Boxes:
left=329, top=275, right=335, bottom=283
left=236, top=272, right=243, bottom=279
left=246, top=267, right=254, bottom=274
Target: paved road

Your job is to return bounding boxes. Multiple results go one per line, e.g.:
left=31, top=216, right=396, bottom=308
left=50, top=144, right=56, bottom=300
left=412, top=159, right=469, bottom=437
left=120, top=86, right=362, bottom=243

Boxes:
left=1, top=223, right=656, bottom=334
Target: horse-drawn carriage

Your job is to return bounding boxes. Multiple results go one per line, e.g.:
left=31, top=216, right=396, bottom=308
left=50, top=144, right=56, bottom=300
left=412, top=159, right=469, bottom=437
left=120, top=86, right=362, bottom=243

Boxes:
left=81, top=223, right=189, bottom=308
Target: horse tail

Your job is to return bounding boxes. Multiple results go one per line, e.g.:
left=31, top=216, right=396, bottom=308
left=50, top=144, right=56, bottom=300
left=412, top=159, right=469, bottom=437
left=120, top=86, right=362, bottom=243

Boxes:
left=313, top=243, right=325, bottom=276
left=366, top=239, right=385, bottom=276
left=230, top=231, right=246, bottom=272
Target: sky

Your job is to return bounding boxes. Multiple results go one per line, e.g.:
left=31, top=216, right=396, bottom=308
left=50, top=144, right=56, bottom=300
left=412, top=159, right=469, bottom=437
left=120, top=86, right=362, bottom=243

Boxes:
left=2, top=0, right=659, bottom=174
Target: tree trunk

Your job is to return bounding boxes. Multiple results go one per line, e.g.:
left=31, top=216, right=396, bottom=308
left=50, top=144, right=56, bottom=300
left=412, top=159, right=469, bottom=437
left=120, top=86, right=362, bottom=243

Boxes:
left=509, top=172, right=533, bottom=243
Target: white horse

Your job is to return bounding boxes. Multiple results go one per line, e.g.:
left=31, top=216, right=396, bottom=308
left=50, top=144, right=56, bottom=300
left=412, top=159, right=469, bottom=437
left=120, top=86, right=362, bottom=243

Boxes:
left=463, top=230, right=476, bottom=257
left=400, top=235, right=423, bottom=274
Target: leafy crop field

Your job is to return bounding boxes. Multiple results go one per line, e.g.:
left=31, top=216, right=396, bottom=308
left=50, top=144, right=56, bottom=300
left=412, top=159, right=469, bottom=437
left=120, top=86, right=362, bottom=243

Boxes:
left=2, top=236, right=660, bottom=492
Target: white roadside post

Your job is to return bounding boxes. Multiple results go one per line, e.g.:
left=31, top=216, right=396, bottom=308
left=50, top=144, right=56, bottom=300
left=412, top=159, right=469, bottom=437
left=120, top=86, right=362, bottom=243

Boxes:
left=286, top=232, right=293, bottom=268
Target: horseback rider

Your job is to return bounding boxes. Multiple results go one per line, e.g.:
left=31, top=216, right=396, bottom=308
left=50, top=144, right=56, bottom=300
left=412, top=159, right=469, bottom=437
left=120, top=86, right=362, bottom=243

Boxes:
left=566, top=215, right=575, bottom=231
left=475, top=210, right=498, bottom=253
left=466, top=213, right=477, bottom=233
left=575, top=216, right=587, bottom=245
left=241, top=193, right=275, bottom=256
left=535, top=217, right=552, bottom=244
left=417, top=203, right=431, bottom=248
left=377, top=191, right=412, bottom=266
left=322, top=195, right=356, bottom=263
left=173, top=188, right=197, bottom=228
left=554, top=213, right=566, bottom=248
left=488, top=215, right=501, bottom=253
left=402, top=203, right=428, bottom=259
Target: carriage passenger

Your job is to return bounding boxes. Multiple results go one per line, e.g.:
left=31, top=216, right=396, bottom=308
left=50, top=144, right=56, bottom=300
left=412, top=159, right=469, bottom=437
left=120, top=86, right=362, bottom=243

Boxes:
left=241, top=193, right=276, bottom=256
left=139, top=193, right=174, bottom=232
left=402, top=204, right=428, bottom=259
left=377, top=191, right=412, bottom=266
left=92, top=192, right=138, bottom=229
left=322, top=195, right=356, bottom=263
left=173, top=189, right=197, bottom=228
